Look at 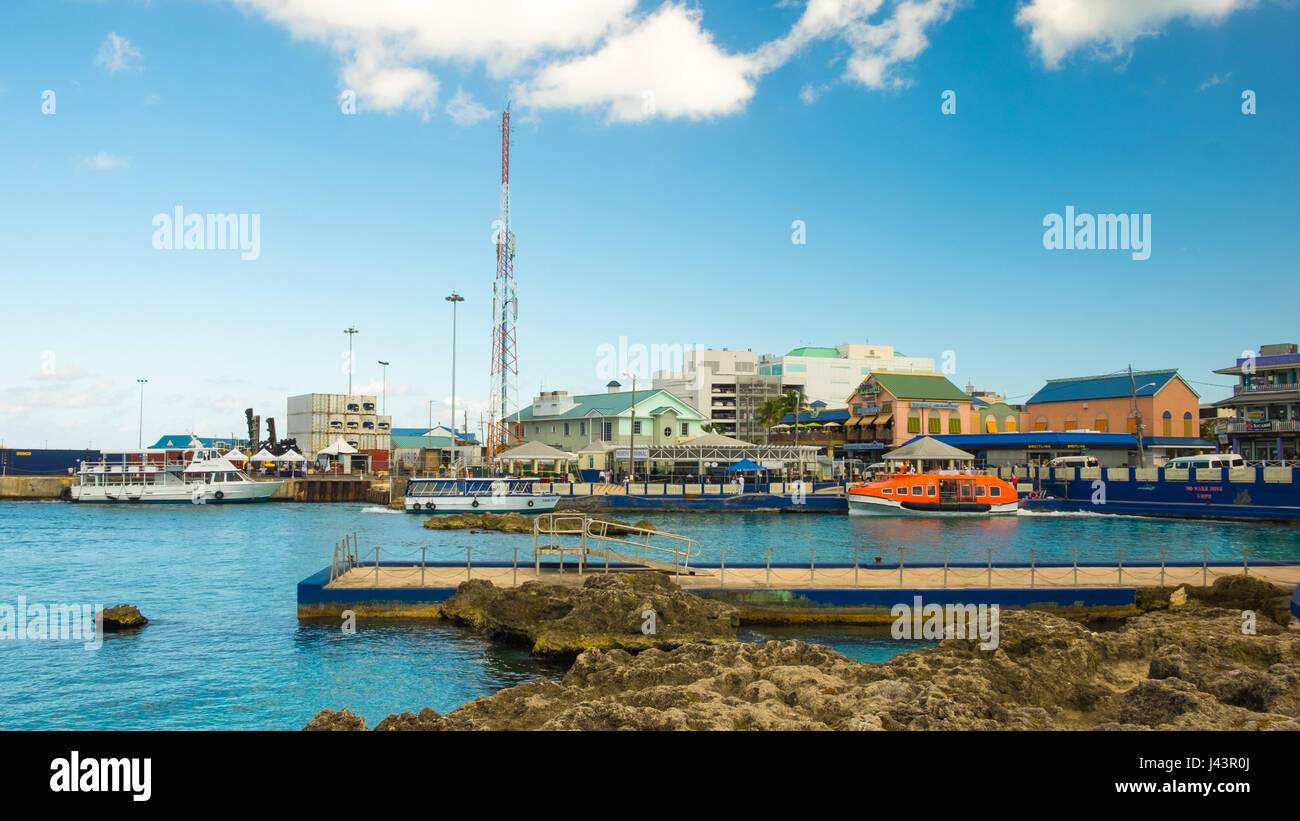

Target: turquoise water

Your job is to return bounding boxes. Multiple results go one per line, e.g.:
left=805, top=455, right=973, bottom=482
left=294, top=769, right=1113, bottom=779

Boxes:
left=1, top=501, right=1297, bottom=730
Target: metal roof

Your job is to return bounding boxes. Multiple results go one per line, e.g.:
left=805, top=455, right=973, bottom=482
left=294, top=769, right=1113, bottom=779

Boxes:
left=1025, top=370, right=1193, bottom=404
left=508, top=389, right=702, bottom=422
left=785, top=346, right=841, bottom=358
left=861, top=371, right=969, bottom=402
left=902, top=432, right=1139, bottom=448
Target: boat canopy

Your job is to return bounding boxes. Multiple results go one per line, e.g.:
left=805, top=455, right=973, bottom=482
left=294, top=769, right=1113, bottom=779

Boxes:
left=882, top=436, right=975, bottom=463
left=184, top=457, right=243, bottom=473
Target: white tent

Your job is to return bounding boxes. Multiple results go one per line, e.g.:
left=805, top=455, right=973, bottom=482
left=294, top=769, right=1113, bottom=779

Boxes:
left=223, top=448, right=248, bottom=462
left=251, top=448, right=278, bottom=463
left=275, top=449, right=306, bottom=463
left=317, top=438, right=358, bottom=456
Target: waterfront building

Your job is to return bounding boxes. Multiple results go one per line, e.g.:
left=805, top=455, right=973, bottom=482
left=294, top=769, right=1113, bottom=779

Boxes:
left=1212, top=342, right=1300, bottom=461
left=758, top=343, right=935, bottom=408
left=507, top=384, right=708, bottom=459
left=286, top=393, right=391, bottom=460
left=843, top=371, right=973, bottom=455
left=903, top=432, right=1141, bottom=467
left=652, top=348, right=783, bottom=440
left=971, top=398, right=1025, bottom=433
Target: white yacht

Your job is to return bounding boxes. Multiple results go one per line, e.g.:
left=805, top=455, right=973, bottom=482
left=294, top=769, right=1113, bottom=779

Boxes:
left=404, top=477, right=559, bottom=514
left=68, top=445, right=280, bottom=504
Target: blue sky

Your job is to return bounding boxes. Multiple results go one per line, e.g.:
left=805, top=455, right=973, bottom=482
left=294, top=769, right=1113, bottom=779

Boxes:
left=0, top=0, right=1296, bottom=448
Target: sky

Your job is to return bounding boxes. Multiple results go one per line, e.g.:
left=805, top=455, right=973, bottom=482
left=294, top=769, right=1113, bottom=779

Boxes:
left=0, top=0, right=1297, bottom=449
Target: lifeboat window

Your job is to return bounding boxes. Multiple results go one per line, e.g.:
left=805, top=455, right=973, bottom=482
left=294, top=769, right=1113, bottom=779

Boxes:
left=896, top=487, right=907, bottom=495
left=989, top=487, right=1000, bottom=498
left=926, top=485, right=936, bottom=497
left=882, top=488, right=893, bottom=495
left=911, top=486, right=922, bottom=495
left=975, top=486, right=986, bottom=497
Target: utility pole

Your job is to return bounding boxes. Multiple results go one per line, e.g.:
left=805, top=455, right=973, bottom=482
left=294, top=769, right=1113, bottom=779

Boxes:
left=446, top=292, right=464, bottom=475
left=136, top=379, right=148, bottom=449
left=344, top=327, right=359, bottom=394
left=1129, top=365, right=1150, bottom=469
left=377, top=360, right=389, bottom=415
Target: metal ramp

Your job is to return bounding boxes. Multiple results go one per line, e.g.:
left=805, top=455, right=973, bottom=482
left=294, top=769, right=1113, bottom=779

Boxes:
left=532, top=513, right=705, bottom=577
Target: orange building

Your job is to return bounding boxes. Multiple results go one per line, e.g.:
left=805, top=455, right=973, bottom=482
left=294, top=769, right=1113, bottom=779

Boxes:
left=1024, top=369, right=1201, bottom=442
left=844, top=371, right=974, bottom=453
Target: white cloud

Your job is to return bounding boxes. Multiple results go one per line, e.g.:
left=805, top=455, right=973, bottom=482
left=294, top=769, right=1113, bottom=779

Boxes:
left=445, top=86, right=493, bottom=126
left=519, top=3, right=759, bottom=122
left=1198, top=71, right=1231, bottom=90
left=84, top=152, right=129, bottom=170
left=1016, top=0, right=1258, bottom=68
left=341, top=49, right=438, bottom=118
left=34, top=363, right=87, bottom=381
left=95, top=32, right=143, bottom=73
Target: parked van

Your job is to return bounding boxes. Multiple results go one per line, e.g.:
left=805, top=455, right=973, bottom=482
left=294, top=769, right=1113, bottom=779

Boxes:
left=1048, top=455, right=1099, bottom=468
left=1164, top=454, right=1246, bottom=470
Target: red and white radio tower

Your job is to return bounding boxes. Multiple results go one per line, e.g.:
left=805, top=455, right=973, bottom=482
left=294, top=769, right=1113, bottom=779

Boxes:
left=487, top=106, right=518, bottom=467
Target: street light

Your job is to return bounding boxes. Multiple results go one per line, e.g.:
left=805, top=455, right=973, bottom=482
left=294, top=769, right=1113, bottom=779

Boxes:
left=344, top=327, right=359, bottom=394
left=622, top=372, right=638, bottom=482
left=136, top=379, right=148, bottom=449
left=446, top=293, right=464, bottom=474
left=377, top=361, right=390, bottom=415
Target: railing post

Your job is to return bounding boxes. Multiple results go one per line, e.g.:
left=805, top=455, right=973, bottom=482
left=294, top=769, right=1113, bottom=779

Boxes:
left=1030, top=549, right=1035, bottom=588
left=987, top=548, right=992, bottom=588
left=1243, top=548, right=1249, bottom=577
left=1160, top=550, right=1166, bottom=587
left=720, top=545, right=726, bottom=588
left=898, top=547, right=904, bottom=587
left=1073, top=547, right=1078, bottom=586
left=466, top=545, right=472, bottom=582
left=421, top=546, right=426, bottom=587
left=1117, top=548, right=1123, bottom=585
left=810, top=547, right=816, bottom=588
left=513, top=546, right=518, bottom=587
left=1202, top=546, right=1208, bottom=586
left=854, top=546, right=860, bottom=587
left=943, top=546, right=949, bottom=588
left=332, top=542, right=338, bottom=582
left=674, top=546, right=680, bottom=581
left=374, top=546, right=380, bottom=587
left=765, top=548, right=771, bottom=588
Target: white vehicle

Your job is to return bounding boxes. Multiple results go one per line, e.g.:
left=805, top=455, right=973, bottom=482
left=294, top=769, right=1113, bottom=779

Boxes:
left=404, top=477, right=559, bottom=514
left=1048, top=455, right=1100, bottom=468
left=69, top=446, right=280, bottom=503
left=1163, top=453, right=1246, bottom=470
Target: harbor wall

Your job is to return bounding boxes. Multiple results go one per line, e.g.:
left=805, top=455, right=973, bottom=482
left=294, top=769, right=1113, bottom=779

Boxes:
left=0, top=475, right=73, bottom=500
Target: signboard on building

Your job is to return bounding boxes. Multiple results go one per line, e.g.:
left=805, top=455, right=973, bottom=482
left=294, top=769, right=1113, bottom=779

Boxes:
left=613, top=447, right=650, bottom=459
left=911, top=401, right=960, bottom=409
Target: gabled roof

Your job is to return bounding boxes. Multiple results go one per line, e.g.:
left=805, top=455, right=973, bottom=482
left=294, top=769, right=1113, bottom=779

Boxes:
left=498, top=440, right=576, bottom=460
left=508, top=389, right=703, bottom=422
left=1026, top=369, right=1195, bottom=404
left=859, top=371, right=969, bottom=402
left=150, top=435, right=249, bottom=449
left=883, top=436, right=975, bottom=461
left=391, top=434, right=456, bottom=449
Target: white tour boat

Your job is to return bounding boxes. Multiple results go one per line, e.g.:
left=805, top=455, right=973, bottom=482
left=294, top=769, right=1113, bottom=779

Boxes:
left=404, top=477, right=559, bottom=514
left=68, top=445, right=280, bottom=504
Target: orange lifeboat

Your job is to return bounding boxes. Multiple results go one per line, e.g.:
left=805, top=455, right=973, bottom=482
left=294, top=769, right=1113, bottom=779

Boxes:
left=847, top=471, right=1019, bottom=516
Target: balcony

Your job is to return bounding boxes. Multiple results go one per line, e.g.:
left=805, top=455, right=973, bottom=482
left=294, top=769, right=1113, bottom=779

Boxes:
left=1232, top=383, right=1300, bottom=396
left=1225, top=420, right=1300, bottom=434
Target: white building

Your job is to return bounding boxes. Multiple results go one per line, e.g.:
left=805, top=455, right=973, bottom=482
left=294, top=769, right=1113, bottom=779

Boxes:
left=758, top=344, right=935, bottom=407
left=652, top=348, right=781, bottom=439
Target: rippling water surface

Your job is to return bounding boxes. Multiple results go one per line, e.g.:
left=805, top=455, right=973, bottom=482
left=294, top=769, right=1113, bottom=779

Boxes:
left=0, top=501, right=1294, bottom=729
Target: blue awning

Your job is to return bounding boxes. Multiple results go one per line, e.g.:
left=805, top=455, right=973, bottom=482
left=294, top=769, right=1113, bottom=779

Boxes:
left=726, top=458, right=765, bottom=471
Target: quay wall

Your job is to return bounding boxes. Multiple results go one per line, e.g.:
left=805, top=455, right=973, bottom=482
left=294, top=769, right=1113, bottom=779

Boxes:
left=0, top=475, right=73, bottom=500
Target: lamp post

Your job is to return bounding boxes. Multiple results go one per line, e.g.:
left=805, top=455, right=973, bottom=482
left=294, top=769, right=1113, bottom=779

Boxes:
left=344, top=327, right=359, bottom=394
left=623, top=372, right=638, bottom=482
left=446, top=292, right=464, bottom=474
left=1129, top=365, right=1157, bottom=468
left=136, top=379, right=148, bottom=448
left=377, top=360, right=390, bottom=415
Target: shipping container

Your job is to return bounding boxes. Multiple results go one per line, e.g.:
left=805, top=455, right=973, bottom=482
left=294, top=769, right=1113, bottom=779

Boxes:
left=361, top=449, right=389, bottom=472
left=0, top=449, right=101, bottom=475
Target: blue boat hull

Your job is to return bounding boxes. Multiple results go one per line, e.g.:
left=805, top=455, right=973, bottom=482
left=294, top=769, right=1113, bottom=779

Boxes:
left=1023, top=475, right=1300, bottom=521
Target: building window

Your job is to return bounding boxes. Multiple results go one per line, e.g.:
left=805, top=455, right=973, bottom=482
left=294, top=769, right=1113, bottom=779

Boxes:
left=580, top=422, right=586, bottom=436
left=633, top=421, right=642, bottom=435
left=928, top=417, right=941, bottom=434
left=907, top=414, right=921, bottom=434
left=949, top=417, right=962, bottom=434
left=663, top=427, right=671, bottom=438
left=1034, top=416, right=1047, bottom=431
left=1094, top=413, right=1108, bottom=432
left=563, top=423, right=570, bottom=436
left=1162, top=410, right=1172, bottom=436
left=1183, top=412, right=1194, bottom=437
left=1127, top=412, right=1138, bottom=434
left=1003, top=416, right=1017, bottom=432
left=1063, top=414, right=1077, bottom=431
left=680, top=423, right=688, bottom=436
left=601, top=422, right=612, bottom=441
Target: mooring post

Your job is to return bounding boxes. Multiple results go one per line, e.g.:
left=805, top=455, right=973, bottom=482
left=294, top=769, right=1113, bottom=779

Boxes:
left=1117, top=548, right=1124, bottom=585
left=1202, top=545, right=1208, bottom=586
left=421, top=546, right=427, bottom=587
left=765, top=548, right=772, bottom=588
left=1243, top=548, right=1249, bottom=577
left=466, top=545, right=472, bottom=582
left=987, top=548, right=992, bottom=588
left=720, top=545, right=726, bottom=588
left=373, top=546, right=380, bottom=587
left=810, top=547, right=816, bottom=588
left=1073, top=547, right=1078, bottom=586
left=1030, top=549, right=1036, bottom=588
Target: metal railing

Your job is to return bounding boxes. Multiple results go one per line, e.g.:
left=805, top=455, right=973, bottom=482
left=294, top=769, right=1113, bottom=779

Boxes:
left=531, top=512, right=702, bottom=577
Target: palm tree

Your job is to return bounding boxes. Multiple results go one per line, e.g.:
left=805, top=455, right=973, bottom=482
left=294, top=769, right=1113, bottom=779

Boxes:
left=782, top=389, right=809, bottom=424
left=756, top=397, right=787, bottom=433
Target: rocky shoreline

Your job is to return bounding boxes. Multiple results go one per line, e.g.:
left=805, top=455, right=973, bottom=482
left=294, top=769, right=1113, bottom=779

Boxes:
left=306, top=575, right=1299, bottom=731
